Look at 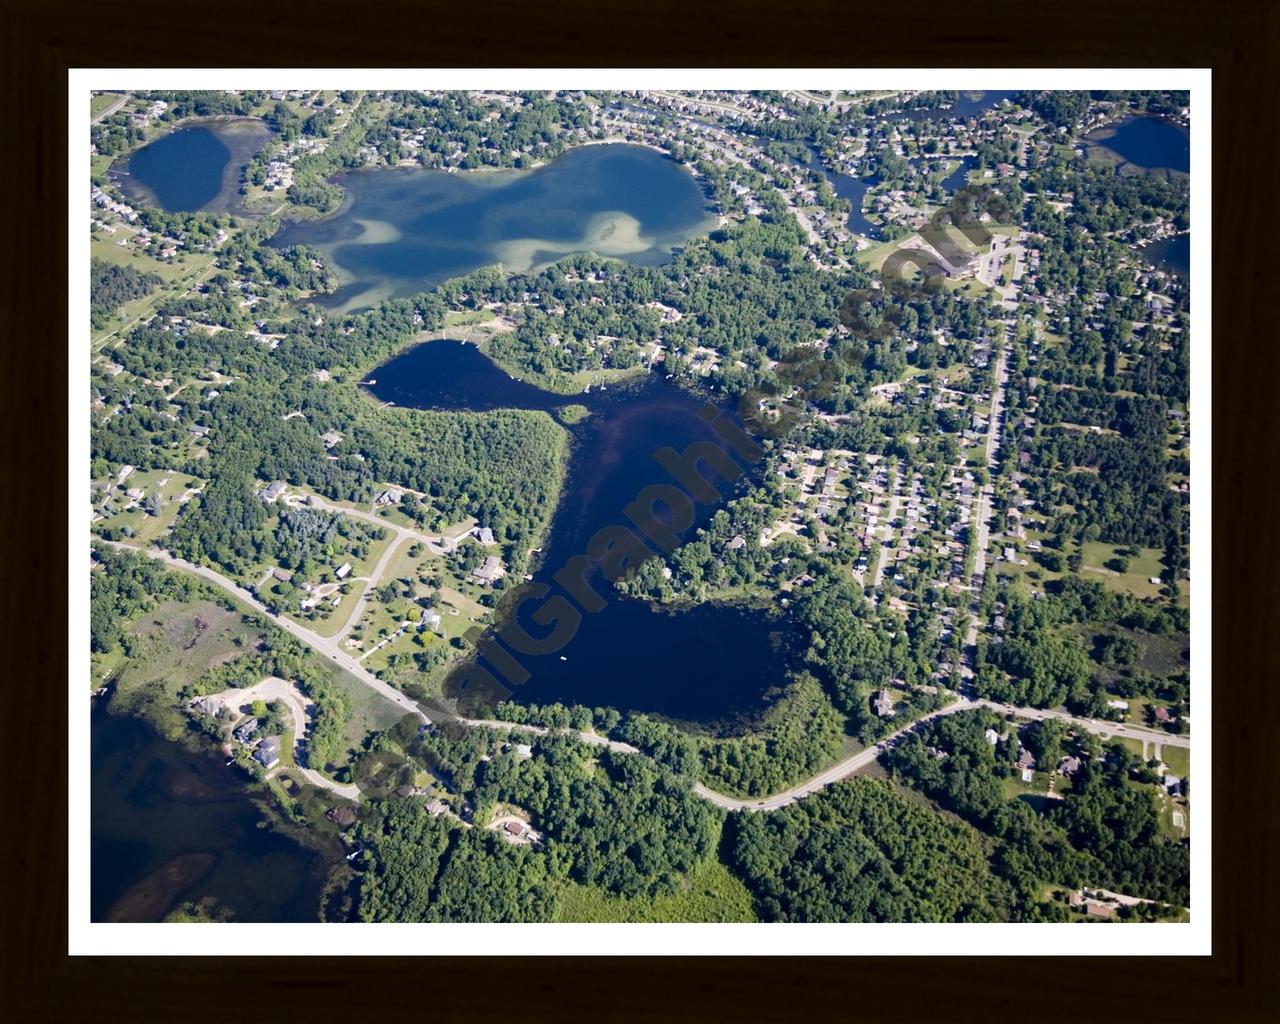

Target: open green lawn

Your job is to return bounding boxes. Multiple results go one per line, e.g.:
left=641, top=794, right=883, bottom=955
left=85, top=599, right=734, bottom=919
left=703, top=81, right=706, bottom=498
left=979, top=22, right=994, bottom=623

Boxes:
left=92, top=469, right=201, bottom=546
left=1077, top=541, right=1189, bottom=607
left=855, top=237, right=910, bottom=273
left=101, top=599, right=260, bottom=740
left=1001, top=770, right=1066, bottom=803
left=329, top=665, right=412, bottom=760
left=280, top=527, right=400, bottom=637
left=381, top=537, right=443, bottom=595
left=553, top=857, right=757, bottom=922
left=1160, top=745, right=1190, bottom=779
left=90, top=237, right=221, bottom=347
left=90, top=92, right=125, bottom=118
left=444, top=308, right=496, bottom=327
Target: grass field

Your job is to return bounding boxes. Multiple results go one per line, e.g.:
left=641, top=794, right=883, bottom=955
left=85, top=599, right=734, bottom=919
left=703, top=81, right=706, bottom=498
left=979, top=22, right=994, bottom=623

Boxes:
left=91, top=93, right=126, bottom=118
left=280, top=527, right=399, bottom=638
left=329, top=665, right=413, bottom=759
left=90, top=236, right=221, bottom=347
left=553, top=857, right=757, bottom=922
left=92, top=469, right=201, bottom=546
left=444, top=308, right=496, bottom=327
left=102, top=599, right=260, bottom=740
left=1160, top=744, right=1190, bottom=779
left=1080, top=541, right=1168, bottom=597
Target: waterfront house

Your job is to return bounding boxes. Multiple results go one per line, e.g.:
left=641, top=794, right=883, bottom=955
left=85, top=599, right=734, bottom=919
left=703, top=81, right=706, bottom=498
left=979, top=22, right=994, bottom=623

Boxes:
left=254, top=736, right=282, bottom=770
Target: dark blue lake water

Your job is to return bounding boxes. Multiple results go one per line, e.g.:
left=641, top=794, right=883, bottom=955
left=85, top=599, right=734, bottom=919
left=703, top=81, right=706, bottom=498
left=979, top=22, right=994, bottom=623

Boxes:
left=798, top=143, right=880, bottom=239
left=1089, top=116, right=1189, bottom=173
left=111, top=118, right=273, bottom=214
left=92, top=701, right=334, bottom=922
left=1140, top=233, right=1190, bottom=277
left=941, top=155, right=978, bottom=192
left=270, top=144, right=717, bottom=314
left=368, top=341, right=791, bottom=731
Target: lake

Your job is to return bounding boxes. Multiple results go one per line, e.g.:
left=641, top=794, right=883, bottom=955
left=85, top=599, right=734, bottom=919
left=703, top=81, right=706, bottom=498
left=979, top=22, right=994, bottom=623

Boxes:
left=879, top=90, right=1017, bottom=122
left=110, top=118, right=273, bottom=214
left=1139, top=233, right=1190, bottom=277
left=91, top=699, right=336, bottom=922
left=1086, top=116, right=1189, bottom=174
left=368, top=341, right=793, bottom=732
left=269, top=144, right=718, bottom=314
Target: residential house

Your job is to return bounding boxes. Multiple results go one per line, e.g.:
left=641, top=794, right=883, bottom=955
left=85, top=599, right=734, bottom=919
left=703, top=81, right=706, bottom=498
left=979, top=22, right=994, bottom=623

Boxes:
left=872, top=690, right=895, bottom=718
left=471, top=556, right=505, bottom=586
left=260, top=480, right=286, bottom=503
left=233, top=718, right=260, bottom=744
left=254, top=736, right=282, bottom=769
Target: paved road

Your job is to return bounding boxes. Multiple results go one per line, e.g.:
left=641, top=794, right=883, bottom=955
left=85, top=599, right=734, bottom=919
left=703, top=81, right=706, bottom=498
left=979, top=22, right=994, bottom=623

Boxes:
left=91, top=92, right=130, bottom=124
left=693, top=695, right=1189, bottom=812
left=101, top=543, right=1189, bottom=812
left=294, top=492, right=446, bottom=555
left=286, top=491, right=449, bottom=640
left=972, top=699, right=1190, bottom=750
left=104, top=541, right=427, bottom=723
left=462, top=719, right=641, bottom=756
left=199, top=675, right=362, bottom=800
left=965, top=330, right=1010, bottom=648
left=871, top=468, right=902, bottom=590
left=696, top=699, right=978, bottom=811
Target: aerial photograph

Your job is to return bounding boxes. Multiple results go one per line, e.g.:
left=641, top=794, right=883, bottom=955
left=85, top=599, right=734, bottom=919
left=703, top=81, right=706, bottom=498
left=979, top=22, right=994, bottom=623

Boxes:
left=85, top=84, right=1194, bottom=930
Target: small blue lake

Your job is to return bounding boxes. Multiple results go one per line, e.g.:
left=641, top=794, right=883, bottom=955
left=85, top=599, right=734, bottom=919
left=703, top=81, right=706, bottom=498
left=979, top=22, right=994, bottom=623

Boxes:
left=1087, top=116, right=1189, bottom=173
left=111, top=118, right=273, bottom=213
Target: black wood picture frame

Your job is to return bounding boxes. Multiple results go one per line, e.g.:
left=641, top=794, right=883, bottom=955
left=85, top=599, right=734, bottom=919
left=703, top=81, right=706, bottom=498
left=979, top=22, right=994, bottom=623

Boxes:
left=4, top=1, right=1275, bottom=1019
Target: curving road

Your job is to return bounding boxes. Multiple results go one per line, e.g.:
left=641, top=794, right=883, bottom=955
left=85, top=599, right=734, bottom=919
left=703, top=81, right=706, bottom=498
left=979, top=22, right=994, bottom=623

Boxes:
left=100, top=542, right=1189, bottom=812
left=280, top=490, right=448, bottom=641
left=199, top=675, right=362, bottom=800
left=695, top=699, right=977, bottom=811
left=695, top=695, right=1189, bottom=812
left=103, top=541, right=427, bottom=723
left=91, top=92, right=131, bottom=124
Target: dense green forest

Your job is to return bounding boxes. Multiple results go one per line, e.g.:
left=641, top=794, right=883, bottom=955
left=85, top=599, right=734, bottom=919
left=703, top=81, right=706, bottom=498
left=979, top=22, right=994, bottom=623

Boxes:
left=356, top=799, right=558, bottom=922
left=884, top=709, right=1189, bottom=907
left=974, top=576, right=1188, bottom=712
left=615, top=674, right=846, bottom=797
left=89, top=89, right=1194, bottom=923
left=90, top=258, right=162, bottom=329
left=726, top=777, right=1017, bottom=922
